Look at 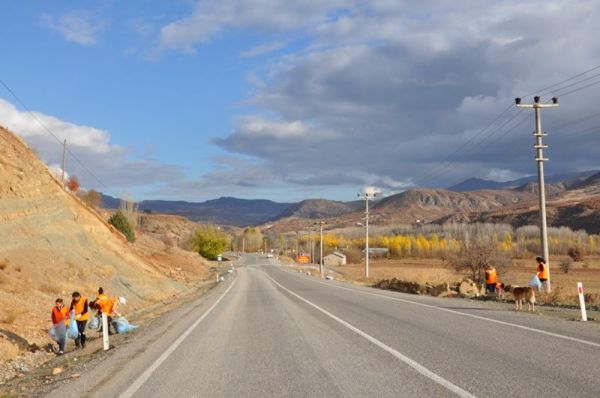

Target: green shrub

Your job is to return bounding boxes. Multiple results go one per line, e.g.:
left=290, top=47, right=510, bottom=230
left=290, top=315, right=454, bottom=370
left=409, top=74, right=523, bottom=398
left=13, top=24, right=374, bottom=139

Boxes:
left=109, top=210, right=136, bottom=243
left=191, top=225, right=230, bottom=260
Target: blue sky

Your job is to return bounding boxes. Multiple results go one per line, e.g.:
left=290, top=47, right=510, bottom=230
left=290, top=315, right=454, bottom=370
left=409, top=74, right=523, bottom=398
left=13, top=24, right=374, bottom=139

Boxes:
left=2, top=1, right=600, bottom=202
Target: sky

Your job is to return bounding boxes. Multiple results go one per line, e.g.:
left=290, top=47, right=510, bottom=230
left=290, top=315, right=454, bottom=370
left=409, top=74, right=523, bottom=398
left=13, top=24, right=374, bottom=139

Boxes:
left=1, top=0, right=600, bottom=202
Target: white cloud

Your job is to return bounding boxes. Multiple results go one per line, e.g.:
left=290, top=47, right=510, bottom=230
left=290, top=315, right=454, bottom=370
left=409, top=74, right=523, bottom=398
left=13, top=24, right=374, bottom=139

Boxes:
left=240, top=40, right=287, bottom=57
left=0, top=98, right=184, bottom=190
left=157, top=0, right=350, bottom=53
left=213, top=0, right=600, bottom=191
left=42, top=11, right=105, bottom=46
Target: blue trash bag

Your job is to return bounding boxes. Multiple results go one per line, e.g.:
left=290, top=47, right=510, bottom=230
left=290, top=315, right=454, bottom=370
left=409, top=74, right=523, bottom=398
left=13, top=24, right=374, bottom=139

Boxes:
left=114, top=317, right=138, bottom=334
left=48, top=326, right=58, bottom=341
left=49, top=323, right=67, bottom=342
left=88, top=315, right=100, bottom=330
left=67, top=311, right=79, bottom=339
left=528, top=275, right=542, bottom=289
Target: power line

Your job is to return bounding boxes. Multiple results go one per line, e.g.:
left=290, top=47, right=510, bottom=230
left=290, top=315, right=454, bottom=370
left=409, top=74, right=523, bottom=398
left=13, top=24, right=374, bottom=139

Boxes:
left=411, top=64, right=600, bottom=188
left=521, top=63, right=600, bottom=98
left=537, top=71, right=600, bottom=98
left=0, top=78, right=112, bottom=193
left=415, top=111, right=529, bottom=187
left=410, top=105, right=518, bottom=186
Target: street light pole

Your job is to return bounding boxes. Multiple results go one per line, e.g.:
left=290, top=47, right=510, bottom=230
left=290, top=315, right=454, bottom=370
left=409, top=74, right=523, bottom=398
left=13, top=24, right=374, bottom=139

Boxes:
left=516, top=96, right=559, bottom=292
left=314, top=221, right=326, bottom=276
left=308, top=227, right=313, bottom=264
left=358, top=192, right=376, bottom=278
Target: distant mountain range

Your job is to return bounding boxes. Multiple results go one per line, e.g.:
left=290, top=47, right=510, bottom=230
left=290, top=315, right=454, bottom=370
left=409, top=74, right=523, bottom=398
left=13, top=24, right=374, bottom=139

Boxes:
left=101, top=169, right=600, bottom=232
left=102, top=195, right=292, bottom=226
left=447, top=170, right=599, bottom=191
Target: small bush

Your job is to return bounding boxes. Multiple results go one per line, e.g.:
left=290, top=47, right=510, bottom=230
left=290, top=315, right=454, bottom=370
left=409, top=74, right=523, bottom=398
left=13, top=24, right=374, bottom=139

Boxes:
left=108, top=210, right=136, bottom=243
left=0, top=258, right=8, bottom=271
left=567, top=247, right=584, bottom=262
left=559, top=258, right=573, bottom=274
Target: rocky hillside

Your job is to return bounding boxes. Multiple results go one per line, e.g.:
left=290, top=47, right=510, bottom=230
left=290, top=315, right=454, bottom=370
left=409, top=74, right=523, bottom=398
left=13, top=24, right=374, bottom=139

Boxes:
left=0, top=126, right=208, bottom=362
left=276, top=199, right=361, bottom=219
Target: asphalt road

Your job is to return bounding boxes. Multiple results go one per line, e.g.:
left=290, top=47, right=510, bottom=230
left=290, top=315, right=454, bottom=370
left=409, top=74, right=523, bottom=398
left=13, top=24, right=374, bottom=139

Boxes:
left=48, top=254, right=600, bottom=397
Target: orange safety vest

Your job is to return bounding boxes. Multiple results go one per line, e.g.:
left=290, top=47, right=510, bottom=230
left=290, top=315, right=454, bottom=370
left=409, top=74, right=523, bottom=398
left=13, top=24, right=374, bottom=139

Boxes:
left=537, top=263, right=549, bottom=280
left=95, top=293, right=109, bottom=313
left=486, top=268, right=498, bottom=284
left=52, top=306, right=70, bottom=325
left=97, top=294, right=117, bottom=315
left=71, top=297, right=89, bottom=321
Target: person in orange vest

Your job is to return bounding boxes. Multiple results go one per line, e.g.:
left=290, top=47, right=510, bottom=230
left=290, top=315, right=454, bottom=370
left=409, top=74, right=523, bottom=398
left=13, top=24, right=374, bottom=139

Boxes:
left=536, top=256, right=549, bottom=291
left=51, top=298, right=69, bottom=355
left=93, top=287, right=118, bottom=335
left=69, top=291, right=89, bottom=348
left=485, top=265, right=498, bottom=294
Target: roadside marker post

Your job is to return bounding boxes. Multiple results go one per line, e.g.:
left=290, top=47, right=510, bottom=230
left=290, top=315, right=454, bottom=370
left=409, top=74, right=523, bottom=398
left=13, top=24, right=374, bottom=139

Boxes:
left=577, top=282, right=587, bottom=321
left=102, top=313, right=110, bottom=350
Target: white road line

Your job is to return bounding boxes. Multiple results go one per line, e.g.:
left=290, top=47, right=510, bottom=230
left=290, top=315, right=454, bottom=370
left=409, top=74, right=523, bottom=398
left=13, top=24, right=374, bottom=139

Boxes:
left=119, top=280, right=237, bottom=398
left=266, top=274, right=477, bottom=398
left=276, top=267, right=600, bottom=349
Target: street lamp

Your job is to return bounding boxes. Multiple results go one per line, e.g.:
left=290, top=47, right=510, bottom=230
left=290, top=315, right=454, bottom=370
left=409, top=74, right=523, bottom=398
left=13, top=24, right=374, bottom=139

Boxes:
left=357, top=191, right=376, bottom=278
left=314, top=221, right=326, bottom=276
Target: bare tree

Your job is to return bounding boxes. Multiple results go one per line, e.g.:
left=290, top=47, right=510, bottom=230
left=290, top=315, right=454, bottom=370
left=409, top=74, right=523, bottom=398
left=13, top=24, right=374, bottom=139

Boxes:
left=119, top=196, right=139, bottom=230
left=450, top=232, right=511, bottom=284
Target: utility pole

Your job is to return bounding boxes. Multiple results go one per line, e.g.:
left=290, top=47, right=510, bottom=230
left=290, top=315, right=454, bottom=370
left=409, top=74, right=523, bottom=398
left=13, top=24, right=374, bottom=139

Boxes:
left=315, top=221, right=326, bottom=276
left=516, top=95, right=559, bottom=292
left=308, top=227, right=313, bottom=264
left=358, top=191, right=376, bottom=278
left=61, top=139, right=67, bottom=183
left=242, top=237, right=245, bottom=254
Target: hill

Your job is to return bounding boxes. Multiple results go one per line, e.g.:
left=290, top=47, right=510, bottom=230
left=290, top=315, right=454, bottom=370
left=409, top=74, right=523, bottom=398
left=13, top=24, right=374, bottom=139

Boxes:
left=448, top=170, right=598, bottom=192
left=0, top=126, right=208, bottom=363
left=276, top=199, right=361, bottom=219
left=103, top=195, right=292, bottom=227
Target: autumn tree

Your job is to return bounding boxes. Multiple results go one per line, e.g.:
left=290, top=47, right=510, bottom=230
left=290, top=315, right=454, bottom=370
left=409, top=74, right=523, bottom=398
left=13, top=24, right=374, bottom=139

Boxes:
left=67, top=176, right=80, bottom=192
left=191, top=225, right=230, bottom=260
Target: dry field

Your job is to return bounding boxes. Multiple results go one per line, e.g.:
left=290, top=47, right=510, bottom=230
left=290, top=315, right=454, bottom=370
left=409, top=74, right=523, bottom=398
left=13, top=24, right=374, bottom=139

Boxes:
left=328, top=256, right=600, bottom=306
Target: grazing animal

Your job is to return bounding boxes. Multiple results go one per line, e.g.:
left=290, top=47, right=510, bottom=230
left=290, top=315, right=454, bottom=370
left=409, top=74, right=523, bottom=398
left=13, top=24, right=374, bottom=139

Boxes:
left=505, top=285, right=535, bottom=312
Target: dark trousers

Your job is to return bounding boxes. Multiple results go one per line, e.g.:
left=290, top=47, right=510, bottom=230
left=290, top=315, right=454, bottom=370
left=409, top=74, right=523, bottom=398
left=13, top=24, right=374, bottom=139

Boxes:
left=486, top=284, right=496, bottom=293
left=76, top=320, right=87, bottom=347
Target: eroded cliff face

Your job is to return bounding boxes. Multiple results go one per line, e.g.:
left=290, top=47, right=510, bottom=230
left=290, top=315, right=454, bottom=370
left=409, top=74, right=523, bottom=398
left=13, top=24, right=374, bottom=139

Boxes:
left=0, top=126, right=188, bottom=360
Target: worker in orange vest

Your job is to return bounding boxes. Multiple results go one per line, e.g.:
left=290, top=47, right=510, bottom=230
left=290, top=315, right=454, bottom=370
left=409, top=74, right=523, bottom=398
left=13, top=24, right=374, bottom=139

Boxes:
left=69, top=291, right=89, bottom=348
left=536, top=257, right=549, bottom=290
left=51, top=298, right=69, bottom=354
left=93, top=287, right=118, bottom=335
left=485, top=265, right=498, bottom=294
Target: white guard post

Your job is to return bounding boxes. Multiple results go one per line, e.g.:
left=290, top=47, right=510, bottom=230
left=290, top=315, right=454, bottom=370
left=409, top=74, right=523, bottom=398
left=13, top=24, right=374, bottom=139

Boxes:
left=577, top=282, right=587, bottom=322
left=102, top=313, right=110, bottom=350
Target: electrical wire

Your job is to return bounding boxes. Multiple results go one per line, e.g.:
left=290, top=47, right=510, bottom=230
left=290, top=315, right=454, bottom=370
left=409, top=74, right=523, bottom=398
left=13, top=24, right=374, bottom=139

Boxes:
left=0, top=79, right=112, bottom=192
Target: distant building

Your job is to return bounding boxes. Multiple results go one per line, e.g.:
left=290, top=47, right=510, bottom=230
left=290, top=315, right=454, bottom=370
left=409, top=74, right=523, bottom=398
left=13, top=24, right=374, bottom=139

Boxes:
left=365, top=248, right=389, bottom=258
left=323, top=252, right=346, bottom=266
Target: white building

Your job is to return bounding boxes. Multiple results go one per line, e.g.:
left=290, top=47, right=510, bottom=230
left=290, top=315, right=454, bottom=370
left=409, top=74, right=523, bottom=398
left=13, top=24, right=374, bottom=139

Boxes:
left=323, top=251, right=346, bottom=266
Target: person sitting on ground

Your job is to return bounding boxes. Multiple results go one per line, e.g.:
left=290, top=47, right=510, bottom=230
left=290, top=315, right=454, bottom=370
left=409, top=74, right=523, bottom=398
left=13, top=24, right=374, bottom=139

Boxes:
left=50, top=298, right=69, bottom=355
left=536, top=257, right=549, bottom=291
left=485, top=265, right=498, bottom=294
left=69, top=291, right=89, bottom=348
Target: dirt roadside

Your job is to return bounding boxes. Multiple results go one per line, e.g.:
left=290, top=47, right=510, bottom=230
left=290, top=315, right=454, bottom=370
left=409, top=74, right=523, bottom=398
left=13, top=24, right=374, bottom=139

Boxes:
left=0, top=265, right=235, bottom=398
left=285, top=263, right=600, bottom=323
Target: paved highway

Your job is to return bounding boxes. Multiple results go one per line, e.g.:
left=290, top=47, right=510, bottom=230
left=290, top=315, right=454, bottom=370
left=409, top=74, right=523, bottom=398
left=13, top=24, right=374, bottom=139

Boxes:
left=49, top=254, right=600, bottom=397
